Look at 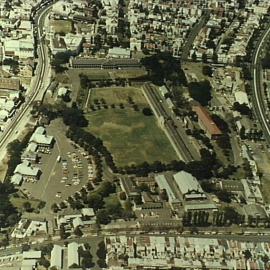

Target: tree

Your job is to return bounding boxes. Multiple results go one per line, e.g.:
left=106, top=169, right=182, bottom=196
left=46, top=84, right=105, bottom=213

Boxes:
left=188, top=80, right=212, bottom=106
left=212, top=53, right=218, bottom=63
left=74, top=226, right=83, bottom=237
left=232, top=102, right=251, bottom=116
left=141, top=52, right=187, bottom=86
left=142, top=107, right=153, bottom=116
left=202, top=65, right=212, bottom=77
left=202, top=53, right=208, bottom=63
left=21, top=244, right=31, bottom=252
left=96, top=209, right=111, bottom=225
left=51, top=203, right=58, bottom=213
left=23, top=201, right=32, bottom=212
left=119, top=192, right=127, bottom=201
left=192, top=51, right=197, bottom=61
left=39, top=257, right=50, bottom=269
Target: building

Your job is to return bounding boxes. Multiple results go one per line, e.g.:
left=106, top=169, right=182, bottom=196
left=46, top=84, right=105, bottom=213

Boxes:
left=70, top=57, right=142, bottom=70
left=50, top=245, right=64, bottom=270
left=29, top=126, right=54, bottom=147
left=0, top=77, right=20, bottom=91
left=107, top=47, right=131, bottom=58
left=192, top=105, right=222, bottom=139
left=173, top=171, right=207, bottom=201
left=67, top=242, right=80, bottom=268
left=11, top=219, right=47, bottom=239
left=119, top=177, right=139, bottom=200
left=13, top=160, right=40, bottom=182
left=155, top=174, right=179, bottom=204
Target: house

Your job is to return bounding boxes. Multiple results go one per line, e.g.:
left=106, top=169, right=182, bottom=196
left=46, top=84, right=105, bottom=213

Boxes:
left=192, top=105, right=222, bottom=139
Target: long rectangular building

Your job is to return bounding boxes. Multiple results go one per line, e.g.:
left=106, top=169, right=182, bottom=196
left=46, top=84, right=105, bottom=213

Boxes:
left=192, top=105, right=222, bottom=139
left=70, top=57, right=143, bottom=70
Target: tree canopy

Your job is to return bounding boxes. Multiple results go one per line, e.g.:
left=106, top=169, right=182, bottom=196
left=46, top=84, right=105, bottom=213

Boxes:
left=141, top=52, right=187, bottom=86
left=188, top=80, right=212, bottom=106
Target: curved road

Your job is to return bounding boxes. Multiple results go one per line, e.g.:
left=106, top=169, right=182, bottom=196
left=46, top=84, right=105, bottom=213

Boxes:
left=0, top=3, right=52, bottom=165
left=251, top=24, right=270, bottom=145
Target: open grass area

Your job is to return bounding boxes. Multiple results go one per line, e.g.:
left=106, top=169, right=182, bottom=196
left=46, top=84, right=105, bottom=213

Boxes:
left=51, top=20, right=73, bottom=34
left=68, top=69, right=111, bottom=81
left=85, top=108, right=177, bottom=167
left=111, top=69, right=147, bottom=79
left=90, top=87, right=147, bottom=107
left=10, top=195, right=42, bottom=211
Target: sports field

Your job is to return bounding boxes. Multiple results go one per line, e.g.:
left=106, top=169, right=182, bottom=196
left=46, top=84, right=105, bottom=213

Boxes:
left=85, top=87, right=177, bottom=167
left=51, top=20, right=73, bottom=34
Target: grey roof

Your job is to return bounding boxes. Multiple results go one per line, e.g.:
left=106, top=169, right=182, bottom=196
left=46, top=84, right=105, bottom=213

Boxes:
left=14, top=161, right=39, bottom=177
left=243, top=204, right=268, bottom=218
left=155, top=174, right=178, bottom=203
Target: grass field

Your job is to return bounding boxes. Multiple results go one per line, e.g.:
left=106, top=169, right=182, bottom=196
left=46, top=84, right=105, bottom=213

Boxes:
left=10, top=195, right=42, bottom=211
left=90, top=87, right=147, bottom=107
left=51, top=20, right=73, bottom=34
left=85, top=108, right=177, bottom=167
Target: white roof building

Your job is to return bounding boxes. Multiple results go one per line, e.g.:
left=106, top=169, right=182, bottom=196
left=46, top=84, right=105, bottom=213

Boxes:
left=108, top=47, right=131, bottom=59
left=21, top=259, right=37, bottom=270
left=173, top=171, right=206, bottom=200
left=22, top=251, right=42, bottom=260
left=67, top=242, right=80, bottom=268
left=10, top=173, right=23, bottom=185
left=234, top=91, right=250, bottom=107
left=30, top=127, right=54, bottom=146
left=14, top=161, right=40, bottom=177
left=51, top=245, right=63, bottom=270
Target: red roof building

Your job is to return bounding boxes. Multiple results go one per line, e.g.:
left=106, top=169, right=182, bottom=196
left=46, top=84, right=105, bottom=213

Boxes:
left=192, top=105, right=222, bottom=139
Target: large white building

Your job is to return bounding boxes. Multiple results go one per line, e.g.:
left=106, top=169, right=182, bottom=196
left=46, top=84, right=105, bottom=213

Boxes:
left=3, top=39, right=34, bottom=59
left=173, top=171, right=207, bottom=201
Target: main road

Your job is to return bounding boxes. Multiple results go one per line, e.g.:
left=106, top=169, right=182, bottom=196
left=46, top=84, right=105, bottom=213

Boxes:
left=0, top=2, right=53, bottom=166
left=251, top=24, right=270, bottom=146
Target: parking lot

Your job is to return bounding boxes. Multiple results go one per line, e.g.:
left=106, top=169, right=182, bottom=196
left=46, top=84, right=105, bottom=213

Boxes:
left=21, top=119, right=95, bottom=213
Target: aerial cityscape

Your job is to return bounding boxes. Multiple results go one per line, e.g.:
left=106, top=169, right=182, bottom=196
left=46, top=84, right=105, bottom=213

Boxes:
left=0, top=0, right=270, bottom=269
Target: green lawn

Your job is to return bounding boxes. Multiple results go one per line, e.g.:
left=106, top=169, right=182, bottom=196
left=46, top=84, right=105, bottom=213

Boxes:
left=90, top=87, right=148, bottom=107
left=85, top=108, right=177, bottom=167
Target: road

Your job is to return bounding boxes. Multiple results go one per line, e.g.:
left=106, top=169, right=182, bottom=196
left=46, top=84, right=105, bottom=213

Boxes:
left=181, top=10, right=210, bottom=61
left=143, top=83, right=199, bottom=162
left=251, top=24, right=270, bottom=146
left=0, top=2, right=52, bottom=167
left=1, top=229, right=270, bottom=258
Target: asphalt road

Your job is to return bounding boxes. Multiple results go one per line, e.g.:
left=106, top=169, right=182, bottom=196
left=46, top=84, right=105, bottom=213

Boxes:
left=251, top=23, right=270, bottom=146
left=181, top=10, right=210, bottom=61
